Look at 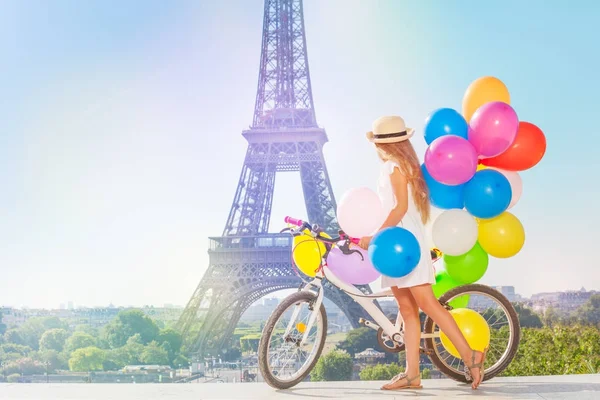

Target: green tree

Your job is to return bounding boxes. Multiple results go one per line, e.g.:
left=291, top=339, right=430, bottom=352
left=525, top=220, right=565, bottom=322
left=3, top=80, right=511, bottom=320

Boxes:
left=577, top=294, right=600, bottom=326
left=157, top=328, right=182, bottom=355
left=359, top=363, right=402, bottom=380
left=39, top=329, right=69, bottom=352
left=513, top=304, right=543, bottom=328
left=140, top=341, right=169, bottom=365
left=311, top=350, right=353, bottom=381
left=0, top=311, right=6, bottom=335
left=2, top=357, right=46, bottom=375
left=172, top=354, right=190, bottom=368
left=103, top=348, right=129, bottom=371
left=4, top=329, right=25, bottom=346
left=1, top=343, right=32, bottom=357
left=12, top=317, right=68, bottom=350
left=65, top=332, right=97, bottom=353
left=68, top=347, right=105, bottom=372
left=103, top=334, right=145, bottom=369
left=421, top=368, right=431, bottom=379
left=74, top=325, right=100, bottom=337
left=37, top=349, right=69, bottom=372
left=502, top=325, right=600, bottom=376
left=103, top=310, right=159, bottom=348
left=336, top=328, right=376, bottom=357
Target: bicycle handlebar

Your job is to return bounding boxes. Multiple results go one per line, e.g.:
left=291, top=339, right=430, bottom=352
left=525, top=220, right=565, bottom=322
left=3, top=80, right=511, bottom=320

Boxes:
left=284, top=216, right=442, bottom=262
left=284, top=216, right=303, bottom=226
left=284, top=216, right=360, bottom=244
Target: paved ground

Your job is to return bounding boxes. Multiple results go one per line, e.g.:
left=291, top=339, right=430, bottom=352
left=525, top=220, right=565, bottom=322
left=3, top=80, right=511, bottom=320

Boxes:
left=1, top=374, right=599, bottom=399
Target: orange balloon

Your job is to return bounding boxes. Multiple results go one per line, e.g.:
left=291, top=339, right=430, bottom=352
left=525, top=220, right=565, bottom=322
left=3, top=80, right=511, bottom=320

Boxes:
left=481, top=122, right=546, bottom=171
left=462, top=77, right=511, bottom=122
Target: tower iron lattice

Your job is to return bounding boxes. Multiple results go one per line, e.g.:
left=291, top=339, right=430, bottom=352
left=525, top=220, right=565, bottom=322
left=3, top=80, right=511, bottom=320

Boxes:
left=176, top=0, right=374, bottom=357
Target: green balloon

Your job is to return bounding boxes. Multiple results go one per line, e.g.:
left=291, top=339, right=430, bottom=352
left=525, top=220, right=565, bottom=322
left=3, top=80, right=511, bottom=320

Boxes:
left=432, top=270, right=469, bottom=309
left=444, top=242, right=489, bottom=285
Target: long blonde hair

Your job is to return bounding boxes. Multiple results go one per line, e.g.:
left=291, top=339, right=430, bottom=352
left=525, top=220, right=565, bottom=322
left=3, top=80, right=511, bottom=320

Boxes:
left=375, top=141, right=431, bottom=224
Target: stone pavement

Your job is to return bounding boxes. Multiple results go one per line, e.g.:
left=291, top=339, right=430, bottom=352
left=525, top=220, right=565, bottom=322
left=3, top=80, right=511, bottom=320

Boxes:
left=1, top=374, right=599, bottom=399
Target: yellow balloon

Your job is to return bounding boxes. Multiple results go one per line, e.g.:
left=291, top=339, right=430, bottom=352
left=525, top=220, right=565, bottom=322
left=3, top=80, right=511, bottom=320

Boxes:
left=462, top=76, right=511, bottom=122
left=476, top=164, right=487, bottom=172
left=478, top=212, right=525, bottom=258
left=292, top=231, right=330, bottom=277
left=440, top=308, right=490, bottom=359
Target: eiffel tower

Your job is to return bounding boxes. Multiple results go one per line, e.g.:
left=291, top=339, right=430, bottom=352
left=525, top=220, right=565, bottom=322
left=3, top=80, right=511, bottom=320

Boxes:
left=177, top=0, right=373, bottom=357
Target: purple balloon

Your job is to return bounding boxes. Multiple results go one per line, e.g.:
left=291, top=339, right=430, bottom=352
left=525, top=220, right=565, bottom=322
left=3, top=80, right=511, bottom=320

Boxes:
left=469, top=101, right=519, bottom=158
left=326, top=246, right=380, bottom=285
left=424, top=135, right=478, bottom=186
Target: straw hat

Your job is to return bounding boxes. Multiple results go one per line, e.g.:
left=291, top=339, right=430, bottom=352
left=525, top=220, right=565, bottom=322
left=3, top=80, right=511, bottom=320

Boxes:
left=366, top=115, right=414, bottom=144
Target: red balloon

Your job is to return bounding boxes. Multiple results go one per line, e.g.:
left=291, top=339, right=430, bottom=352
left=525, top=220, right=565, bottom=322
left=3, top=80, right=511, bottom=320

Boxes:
left=481, top=122, right=546, bottom=171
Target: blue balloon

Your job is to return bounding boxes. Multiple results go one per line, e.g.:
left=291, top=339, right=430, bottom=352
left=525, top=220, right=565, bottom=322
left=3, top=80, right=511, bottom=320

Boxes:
left=421, top=164, right=465, bottom=209
left=368, top=227, right=421, bottom=278
left=463, top=170, right=512, bottom=219
left=424, top=108, right=469, bottom=145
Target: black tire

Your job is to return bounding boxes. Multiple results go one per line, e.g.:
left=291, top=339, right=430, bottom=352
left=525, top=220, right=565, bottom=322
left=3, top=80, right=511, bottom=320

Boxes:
left=423, top=284, right=521, bottom=383
left=258, top=291, right=328, bottom=390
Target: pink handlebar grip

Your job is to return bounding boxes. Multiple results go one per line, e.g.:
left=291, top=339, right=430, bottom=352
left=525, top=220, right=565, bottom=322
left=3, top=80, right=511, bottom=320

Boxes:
left=284, top=216, right=303, bottom=226
left=350, top=237, right=360, bottom=245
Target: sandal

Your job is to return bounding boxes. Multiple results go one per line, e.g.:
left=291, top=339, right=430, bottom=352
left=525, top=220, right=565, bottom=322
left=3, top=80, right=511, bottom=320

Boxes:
left=464, top=347, right=489, bottom=389
left=381, top=372, right=423, bottom=390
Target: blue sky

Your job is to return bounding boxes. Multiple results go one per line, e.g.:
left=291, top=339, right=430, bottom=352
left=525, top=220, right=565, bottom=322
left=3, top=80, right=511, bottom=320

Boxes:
left=1, top=0, right=599, bottom=308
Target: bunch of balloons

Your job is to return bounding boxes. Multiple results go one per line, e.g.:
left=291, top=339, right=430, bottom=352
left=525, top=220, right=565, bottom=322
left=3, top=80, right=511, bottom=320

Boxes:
left=423, top=76, right=547, bottom=301
left=334, top=187, right=422, bottom=282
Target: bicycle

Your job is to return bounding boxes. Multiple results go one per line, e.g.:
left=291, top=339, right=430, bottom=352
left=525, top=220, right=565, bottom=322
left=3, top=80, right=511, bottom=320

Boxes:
left=258, top=217, right=521, bottom=389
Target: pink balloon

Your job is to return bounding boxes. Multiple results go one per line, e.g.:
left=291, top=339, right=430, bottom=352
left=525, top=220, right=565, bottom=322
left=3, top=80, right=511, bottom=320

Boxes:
left=326, top=246, right=380, bottom=285
left=488, top=167, right=522, bottom=208
left=337, top=187, right=385, bottom=237
left=469, top=101, right=519, bottom=158
left=424, top=136, right=478, bottom=185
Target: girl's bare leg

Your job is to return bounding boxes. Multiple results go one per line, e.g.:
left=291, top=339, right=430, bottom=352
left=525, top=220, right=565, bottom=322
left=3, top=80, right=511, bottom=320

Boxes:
left=381, top=287, right=422, bottom=390
left=409, top=284, right=485, bottom=389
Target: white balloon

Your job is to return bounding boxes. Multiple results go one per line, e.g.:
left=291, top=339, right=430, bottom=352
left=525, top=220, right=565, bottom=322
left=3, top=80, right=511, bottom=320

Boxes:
left=337, top=187, right=385, bottom=238
left=432, top=209, right=478, bottom=256
left=488, top=167, right=523, bottom=209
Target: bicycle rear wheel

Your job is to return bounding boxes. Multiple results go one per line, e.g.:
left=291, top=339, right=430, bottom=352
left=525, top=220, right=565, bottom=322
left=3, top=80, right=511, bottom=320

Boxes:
left=423, top=284, right=520, bottom=383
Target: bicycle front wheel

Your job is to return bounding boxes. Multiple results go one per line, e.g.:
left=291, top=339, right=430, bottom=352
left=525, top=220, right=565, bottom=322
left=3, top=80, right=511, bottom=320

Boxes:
left=423, top=284, right=520, bottom=383
left=258, top=290, right=327, bottom=389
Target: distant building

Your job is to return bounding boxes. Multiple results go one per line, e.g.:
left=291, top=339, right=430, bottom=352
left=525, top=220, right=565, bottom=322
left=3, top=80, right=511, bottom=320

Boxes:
left=0, top=307, right=27, bottom=328
left=492, top=286, right=522, bottom=302
left=528, top=287, right=597, bottom=313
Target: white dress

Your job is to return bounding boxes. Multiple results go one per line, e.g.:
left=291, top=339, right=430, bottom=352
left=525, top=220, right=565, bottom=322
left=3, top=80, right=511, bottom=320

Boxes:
left=378, top=160, right=435, bottom=288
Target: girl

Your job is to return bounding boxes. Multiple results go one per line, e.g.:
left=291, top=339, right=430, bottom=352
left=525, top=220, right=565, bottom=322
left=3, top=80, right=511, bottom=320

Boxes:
left=358, top=115, right=488, bottom=390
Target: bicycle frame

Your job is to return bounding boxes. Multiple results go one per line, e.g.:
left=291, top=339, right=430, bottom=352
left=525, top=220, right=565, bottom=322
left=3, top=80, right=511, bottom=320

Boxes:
left=295, top=267, right=403, bottom=346
left=281, top=218, right=440, bottom=347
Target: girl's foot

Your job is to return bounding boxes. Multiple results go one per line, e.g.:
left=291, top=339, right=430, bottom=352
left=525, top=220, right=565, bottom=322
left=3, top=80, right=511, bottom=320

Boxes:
left=464, top=348, right=488, bottom=389
left=380, top=372, right=422, bottom=390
